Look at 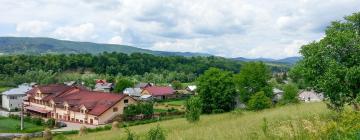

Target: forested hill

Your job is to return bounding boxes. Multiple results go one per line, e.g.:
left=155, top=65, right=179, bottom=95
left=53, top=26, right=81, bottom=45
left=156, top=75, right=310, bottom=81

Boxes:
left=0, top=37, right=211, bottom=57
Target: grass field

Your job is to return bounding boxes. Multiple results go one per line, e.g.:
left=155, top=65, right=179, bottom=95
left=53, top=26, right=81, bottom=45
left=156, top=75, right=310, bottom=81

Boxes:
left=0, top=117, right=44, bottom=133
left=46, top=102, right=330, bottom=140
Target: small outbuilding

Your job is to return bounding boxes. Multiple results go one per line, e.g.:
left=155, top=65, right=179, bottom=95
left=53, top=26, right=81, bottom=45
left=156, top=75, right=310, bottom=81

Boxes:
left=298, top=90, right=324, bottom=102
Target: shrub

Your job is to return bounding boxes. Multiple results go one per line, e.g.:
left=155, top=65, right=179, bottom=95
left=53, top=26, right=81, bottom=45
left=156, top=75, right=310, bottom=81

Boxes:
left=185, top=96, right=202, bottom=122
left=45, top=118, right=56, bottom=128
left=147, top=125, right=166, bottom=140
left=43, top=128, right=52, bottom=140
left=248, top=91, right=272, bottom=111
left=125, top=127, right=137, bottom=140
left=31, top=117, right=44, bottom=125
left=280, top=83, right=299, bottom=105
left=123, top=102, right=154, bottom=120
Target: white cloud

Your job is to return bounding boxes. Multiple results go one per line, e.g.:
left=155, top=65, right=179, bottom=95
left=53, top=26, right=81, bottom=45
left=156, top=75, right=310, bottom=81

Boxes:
left=16, top=20, right=50, bottom=35
left=108, top=36, right=123, bottom=44
left=52, top=23, right=96, bottom=41
left=1, top=0, right=360, bottom=58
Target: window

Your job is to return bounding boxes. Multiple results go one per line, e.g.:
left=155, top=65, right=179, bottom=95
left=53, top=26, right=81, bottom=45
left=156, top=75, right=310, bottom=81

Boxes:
left=124, top=99, right=128, bottom=104
left=113, top=107, right=118, bottom=112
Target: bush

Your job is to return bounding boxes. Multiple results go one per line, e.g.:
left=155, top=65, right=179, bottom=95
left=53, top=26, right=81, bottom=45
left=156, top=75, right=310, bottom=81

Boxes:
left=248, top=91, right=272, bottom=111
left=280, top=83, right=299, bottom=105
left=31, top=117, right=44, bottom=125
left=45, top=118, right=56, bottom=128
left=125, top=127, right=137, bottom=140
left=123, top=102, right=154, bottom=120
left=185, top=96, right=202, bottom=122
left=147, top=125, right=166, bottom=140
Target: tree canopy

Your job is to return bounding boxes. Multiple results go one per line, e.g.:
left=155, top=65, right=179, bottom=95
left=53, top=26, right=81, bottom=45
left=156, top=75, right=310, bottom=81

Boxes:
left=197, top=68, right=237, bottom=113
left=235, top=62, right=272, bottom=103
left=291, top=12, right=360, bottom=110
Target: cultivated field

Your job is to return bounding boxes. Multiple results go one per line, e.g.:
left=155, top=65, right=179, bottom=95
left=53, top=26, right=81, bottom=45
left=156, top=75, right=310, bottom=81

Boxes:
left=45, top=102, right=329, bottom=140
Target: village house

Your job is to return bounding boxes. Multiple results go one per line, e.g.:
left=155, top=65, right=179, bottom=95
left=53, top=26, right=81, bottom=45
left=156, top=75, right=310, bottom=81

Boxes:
left=93, top=79, right=113, bottom=92
left=123, top=88, right=142, bottom=97
left=272, top=88, right=284, bottom=102
left=135, top=82, right=153, bottom=89
left=141, top=86, right=175, bottom=100
left=1, top=84, right=32, bottom=111
left=24, top=84, right=136, bottom=125
left=298, top=90, right=324, bottom=102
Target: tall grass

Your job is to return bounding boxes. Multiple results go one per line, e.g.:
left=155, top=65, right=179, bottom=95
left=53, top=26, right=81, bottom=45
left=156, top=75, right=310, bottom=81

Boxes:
left=32, top=102, right=329, bottom=140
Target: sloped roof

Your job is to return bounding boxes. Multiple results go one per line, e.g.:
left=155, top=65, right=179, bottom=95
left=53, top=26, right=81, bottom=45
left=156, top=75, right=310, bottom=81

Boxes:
left=135, top=82, right=152, bottom=88
left=2, top=84, right=32, bottom=95
left=123, top=88, right=142, bottom=96
left=26, top=84, right=75, bottom=101
left=54, top=90, right=127, bottom=116
left=144, top=86, right=174, bottom=96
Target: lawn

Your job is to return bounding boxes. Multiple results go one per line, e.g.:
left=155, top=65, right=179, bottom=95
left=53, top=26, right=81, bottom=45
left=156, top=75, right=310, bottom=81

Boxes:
left=154, top=99, right=186, bottom=112
left=0, top=86, right=12, bottom=93
left=0, top=117, right=44, bottom=133
left=47, top=102, right=330, bottom=140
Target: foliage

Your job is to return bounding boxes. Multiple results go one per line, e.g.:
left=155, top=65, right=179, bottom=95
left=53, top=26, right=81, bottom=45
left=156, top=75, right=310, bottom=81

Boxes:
left=248, top=91, right=272, bottom=111
left=280, top=83, right=300, bottom=104
left=123, top=102, right=154, bottom=120
left=291, top=12, right=360, bottom=110
left=45, top=118, right=56, bottom=128
left=197, top=68, right=238, bottom=113
left=185, top=96, right=202, bottom=122
left=171, top=80, right=182, bottom=90
left=114, top=77, right=133, bottom=92
left=235, top=62, right=273, bottom=103
left=147, top=125, right=166, bottom=140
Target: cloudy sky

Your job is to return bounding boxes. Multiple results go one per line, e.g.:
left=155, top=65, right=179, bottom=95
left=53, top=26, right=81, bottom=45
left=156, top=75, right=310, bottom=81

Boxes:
left=1, top=0, right=360, bottom=58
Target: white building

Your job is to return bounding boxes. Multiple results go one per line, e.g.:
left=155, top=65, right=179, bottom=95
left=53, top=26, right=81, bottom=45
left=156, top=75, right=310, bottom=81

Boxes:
left=1, top=84, right=32, bottom=111
left=273, top=88, right=284, bottom=102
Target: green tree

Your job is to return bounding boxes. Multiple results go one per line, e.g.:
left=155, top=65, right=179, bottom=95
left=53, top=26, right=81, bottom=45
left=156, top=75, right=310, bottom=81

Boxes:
left=235, top=62, right=272, bottom=103
left=281, top=84, right=299, bottom=104
left=171, top=80, right=183, bottom=90
left=197, top=68, right=237, bottom=113
left=113, top=77, right=133, bottom=93
left=185, top=96, right=202, bottom=122
left=291, top=12, right=360, bottom=110
left=248, top=91, right=272, bottom=111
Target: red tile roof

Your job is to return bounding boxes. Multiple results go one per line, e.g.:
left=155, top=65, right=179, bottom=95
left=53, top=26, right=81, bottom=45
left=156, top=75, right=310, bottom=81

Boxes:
left=144, top=86, right=175, bottom=96
left=27, top=84, right=130, bottom=116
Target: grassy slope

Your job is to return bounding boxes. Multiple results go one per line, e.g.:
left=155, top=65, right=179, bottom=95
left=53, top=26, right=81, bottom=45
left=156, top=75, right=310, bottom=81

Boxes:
left=56, top=102, right=329, bottom=140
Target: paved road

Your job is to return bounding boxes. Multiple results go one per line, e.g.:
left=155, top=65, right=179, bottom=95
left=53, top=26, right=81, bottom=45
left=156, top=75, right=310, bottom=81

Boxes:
left=52, top=122, right=100, bottom=132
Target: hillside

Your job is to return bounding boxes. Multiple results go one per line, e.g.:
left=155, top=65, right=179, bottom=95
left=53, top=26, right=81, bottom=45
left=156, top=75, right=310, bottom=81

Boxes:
left=0, top=37, right=211, bottom=57
left=46, top=103, right=328, bottom=140
left=233, top=56, right=302, bottom=65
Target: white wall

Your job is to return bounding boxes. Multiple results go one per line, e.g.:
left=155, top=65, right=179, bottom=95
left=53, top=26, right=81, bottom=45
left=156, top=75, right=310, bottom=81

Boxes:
left=1, top=94, right=25, bottom=111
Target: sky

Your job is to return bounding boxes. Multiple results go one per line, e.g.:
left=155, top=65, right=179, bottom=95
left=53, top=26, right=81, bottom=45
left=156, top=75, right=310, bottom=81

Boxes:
left=0, top=0, right=360, bottom=59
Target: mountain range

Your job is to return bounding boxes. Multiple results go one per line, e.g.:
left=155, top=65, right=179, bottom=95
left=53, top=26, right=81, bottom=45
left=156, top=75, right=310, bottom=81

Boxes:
left=0, top=37, right=211, bottom=57
left=232, top=56, right=302, bottom=65
left=0, top=37, right=301, bottom=65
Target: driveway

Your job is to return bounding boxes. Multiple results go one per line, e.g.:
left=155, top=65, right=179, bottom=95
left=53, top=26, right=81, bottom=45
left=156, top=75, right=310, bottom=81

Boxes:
left=52, top=122, right=102, bottom=132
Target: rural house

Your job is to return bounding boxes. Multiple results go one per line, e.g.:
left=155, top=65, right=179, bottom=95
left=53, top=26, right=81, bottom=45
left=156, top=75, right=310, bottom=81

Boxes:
left=141, top=86, right=175, bottom=100
left=93, top=79, right=113, bottom=92
left=123, top=88, right=142, bottom=97
left=24, top=84, right=136, bottom=125
left=298, top=90, right=324, bottom=102
left=135, top=82, right=153, bottom=89
left=1, top=84, right=32, bottom=111
left=272, top=88, right=284, bottom=102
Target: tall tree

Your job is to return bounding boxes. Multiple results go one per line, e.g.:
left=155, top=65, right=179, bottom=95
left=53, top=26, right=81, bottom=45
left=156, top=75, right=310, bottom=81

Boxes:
left=235, top=62, right=272, bottom=103
left=291, top=12, right=360, bottom=110
left=197, top=68, right=237, bottom=113
left=114, top=77, right=133, bottom=93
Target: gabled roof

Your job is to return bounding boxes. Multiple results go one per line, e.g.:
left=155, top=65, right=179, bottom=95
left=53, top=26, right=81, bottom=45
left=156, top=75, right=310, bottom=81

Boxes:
left=26, top=84, right=75, bottom=101
left=143, top=86, right=174, bottom=96
left=123, top=88, right=142, bottom=97
left=135, top=82, right=152, bottom=88
left=2, top=84, right=32, bottom=95
left=54, top=90, right=127, bottom=116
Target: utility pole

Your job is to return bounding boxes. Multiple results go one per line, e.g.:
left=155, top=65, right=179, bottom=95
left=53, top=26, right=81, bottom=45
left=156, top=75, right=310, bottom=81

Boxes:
left=20, top=103, right=24, bottom=130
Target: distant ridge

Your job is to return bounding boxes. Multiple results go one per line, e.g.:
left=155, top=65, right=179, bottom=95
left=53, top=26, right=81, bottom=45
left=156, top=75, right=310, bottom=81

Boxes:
left=0, top=37, right=211, bottom=57
left=233, top=56, right=302, bottom=65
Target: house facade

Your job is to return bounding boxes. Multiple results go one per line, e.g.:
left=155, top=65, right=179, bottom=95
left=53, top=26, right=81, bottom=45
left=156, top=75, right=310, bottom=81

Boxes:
left=24, top=84, right=136, bottom=125
left=1, top=84, right=32, bottom=111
